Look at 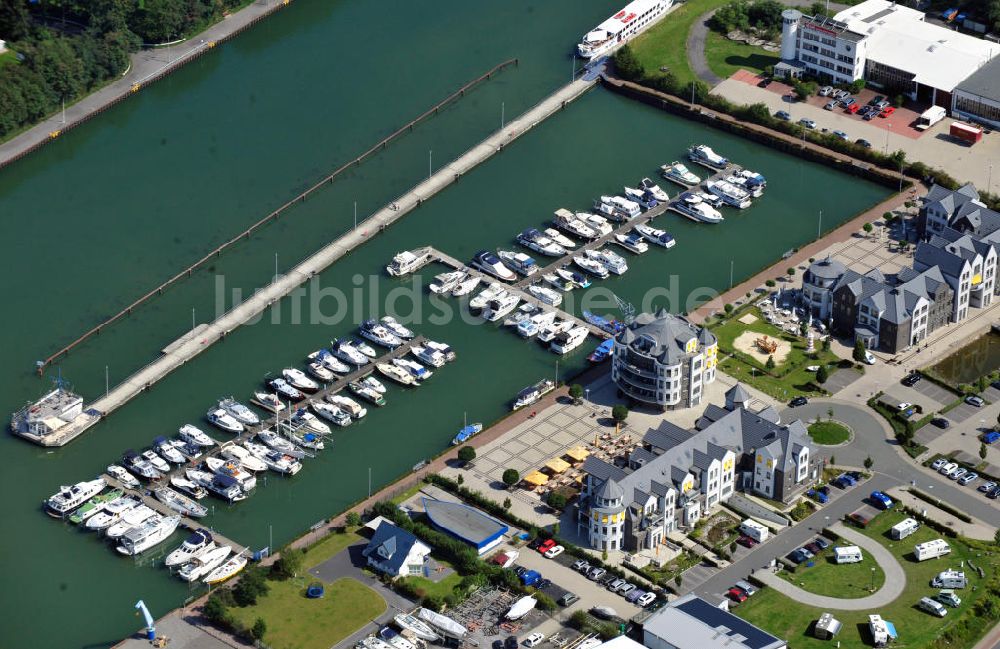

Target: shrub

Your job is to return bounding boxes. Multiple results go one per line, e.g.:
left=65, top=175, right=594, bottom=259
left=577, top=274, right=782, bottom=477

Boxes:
left=502, top=468, right=520, bottom=487
left=204, top=593, right=230, bottom=623
left=422, top=594, right=446, bottom=612
left=233, top=567, right=269, bottom=607
left=535, top=591, right=558, bottom=611
left=765, top=279, right=776, bottom=287
left=569, top=384, right=584, bottom=402
left=270, top=548, right=304, bottom=580
left=547, top=491, right=568, bottom=510
left=345, top=511, right=362, bottom=527
left=251, top=617, right=267, bottom=641
left=853, top=339, right=866, bottom=362
left=458, top=446, right=477, bottom=464
left=816, top=365, right=829, bottom=384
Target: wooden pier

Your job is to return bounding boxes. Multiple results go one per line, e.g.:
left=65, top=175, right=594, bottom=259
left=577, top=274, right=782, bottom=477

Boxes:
left=29, top=75, right=597, bottom=447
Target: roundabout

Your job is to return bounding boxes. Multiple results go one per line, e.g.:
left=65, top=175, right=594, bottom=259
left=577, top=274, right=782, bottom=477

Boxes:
left=806, top=420, right=853, bottom=446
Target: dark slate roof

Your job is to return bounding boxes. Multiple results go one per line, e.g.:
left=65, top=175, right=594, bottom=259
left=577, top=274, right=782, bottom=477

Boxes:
left=596, top=477, right=625, bottom=501
left=914, top=241, right=971, bottom=281
left=956, top=57, right=1000, bottom=102
left=757, top=406, right=781, bottom=424
left=630, top=446, right=659, bottom=466
left=583, top=456, right=627, bottom=483
left=616, top=309, right=715, bottom=365
left=363, top=522, right=426, bottom=574
left=644, top=420, right=693, bottom=451
left=726, top=383, right=752, bottom=405
left=422, top=498, right=508, bottom=548
left=805, top=256, right=846, bottom=281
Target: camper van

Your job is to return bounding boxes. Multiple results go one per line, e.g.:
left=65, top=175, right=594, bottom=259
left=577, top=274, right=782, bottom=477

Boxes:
left=868, top=614, right=891, bottom=647
left=739, top=519, right=769, bottom=543
left=918, top=597, right=948, bottom=617
left=914, top=539, right=951, bottom=562
left=932, top=570, right=967, bottom=589
left=834, top=546, right=863, bottom=564
left=890, top=518, right=920, bottom=540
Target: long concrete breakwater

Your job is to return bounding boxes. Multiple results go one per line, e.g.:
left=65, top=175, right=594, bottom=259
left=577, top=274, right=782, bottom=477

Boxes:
left=27, top=76, right=597, bottom=447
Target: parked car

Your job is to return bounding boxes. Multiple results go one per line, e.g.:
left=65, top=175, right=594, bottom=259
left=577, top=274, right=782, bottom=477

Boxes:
left=588, top=567, right=606, bottom=581
left=775, top=110, right=791, bottom=120
left=727, top=587, right=748, bottom=603
left=544, top=545, right=565, bottom=558
left=814, top=537, right=831, bottom=550
left=805, top=541, right=823, bottom=554
left=950, top=467, right=968, bottom=481
left=833, top=130, right=849, bottom=140
left=988, top=485, right=1000, bottom=499
left=845, top=102, right=860, bottom=113
left=514, top=566, right=528, bottom=577
left=875, top=100, right=891, bottom=110
left=939, top=462, right=958, bottom=476
left=506, top=637, right=519, bottom=649
left=637, top=592, right=657, bottom=607
left=936, top=590, right=962, bottom=607
left=870, top=490, right=894, bottom=510
left=619, top=583, right=636, bottom=596
left=931, top=458, right=948, bottom=470
left=965, top=395, right=985, bottom=407
left=902, top=372, right=922, bottom=386
left=842, top=97, right=857, bottom=107
left=869, top=95, right=887, bottom=105
left=799, top=118, right=817, bottom=129
left=572, top=559, right=590, bottom=572
left=959, top=472, right=979, bottom=486
left=625, top=588, right=645, bottom=603
left=737, top=535, right=757, bottom=548
left=788, top=549, right=810, bottom=564
left=608, top=578, right=626, bottom=592
left=537, top=538, right=557, bottom=554
left=790, top=396, right=809, bottom=407
left=864, top=350, right=877, bottom=365
left=824, top=100, right=839, bottom=110
left=896, top=402, right=913, bottom=411
left=978, top=481, right=997, bottom=493
left=537, top=578, right=552, bottom=589
left=559, top=592, right=579, bottom=607
left=495, top=640, right=505, bottom=649
left=819, top=86, right=834, bottom=96
left=735, top=580, right=758, bottom=596
left=833, top=89, right=850, bottom=99
left=983, top=431, right=1000, bottom=444
left=524, top=633, right=545, bottom=648
left=856, top=138, right=873, bottom=148
left=758, top=77, right=773, bottom=87
left=932, top=417, right=951, bottom=429
left=880, top=106, right=895, bottom=117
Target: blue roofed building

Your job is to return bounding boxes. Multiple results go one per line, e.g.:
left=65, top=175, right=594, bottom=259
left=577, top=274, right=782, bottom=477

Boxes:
left=362, top=521, right=432, bottom=578
left=643, top=593, right=786, bottom=649
left=422, top=498, right=509, bottom=554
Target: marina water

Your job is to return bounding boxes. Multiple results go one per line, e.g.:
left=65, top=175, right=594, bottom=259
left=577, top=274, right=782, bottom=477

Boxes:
left=0, top=1, right=889, bottom=646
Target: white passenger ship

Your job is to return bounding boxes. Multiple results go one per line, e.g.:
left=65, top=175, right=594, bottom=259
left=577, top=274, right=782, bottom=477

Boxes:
left=577, top=0, right=672, bottom=60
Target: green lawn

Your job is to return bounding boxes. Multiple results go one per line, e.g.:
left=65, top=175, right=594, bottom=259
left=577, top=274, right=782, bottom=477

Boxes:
left=807, top=421, right=852, bottom=445
left=0, top=50, right=16, bottom=68
left=737, top=511, right=1000, bottom=649
left=302, top=530, right=366, bottom=570
left=780, top=546, right=885, bottom=597
left=711, top=307, right=842, bottom=401
left=703, top=30, right=779, bottom=80
left=399, top=570, right=462, bottom=600
left=629, top=0, right=733, bottom=86
left=228, top=577, right=385, bottom=649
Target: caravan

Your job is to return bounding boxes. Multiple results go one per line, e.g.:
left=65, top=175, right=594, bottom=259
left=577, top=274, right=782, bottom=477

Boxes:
left=739, top=519, right=770, bottom=543
left=890, top=518, right=920, bottom=540
left=914, top=539, right=951, bottom=562
left=834, top=546, right=863, bottom=564
left=931, top=570, right=967, bottom=589
left=918, top=597, right=948, bottom=617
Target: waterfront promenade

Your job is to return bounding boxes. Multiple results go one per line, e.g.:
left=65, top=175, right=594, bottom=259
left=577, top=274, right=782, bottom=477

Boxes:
left=35, top=77, right=597, bottom=446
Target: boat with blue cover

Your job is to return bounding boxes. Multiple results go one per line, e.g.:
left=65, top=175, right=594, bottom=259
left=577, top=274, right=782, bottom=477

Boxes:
left=452, top=422, right=483, bottom=445
left=588, top=339, right=615, bottom=362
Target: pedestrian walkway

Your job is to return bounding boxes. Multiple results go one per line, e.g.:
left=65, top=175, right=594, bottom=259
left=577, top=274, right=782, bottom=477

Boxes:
left=751, top=522, right=905, bottom=610
left=887, top=487, right=996, bottom=541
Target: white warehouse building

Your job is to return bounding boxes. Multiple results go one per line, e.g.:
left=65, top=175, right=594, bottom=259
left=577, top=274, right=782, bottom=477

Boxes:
left=777, top=0, right=999, bottom=108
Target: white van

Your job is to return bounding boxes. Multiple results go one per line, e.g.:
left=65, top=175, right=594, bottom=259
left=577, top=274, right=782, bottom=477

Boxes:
left=931, top=570, right=967, bottom=589
left=890, top=518, right=920, bottom=540
left=918, top=597, right=948, bottom=617
left=739, top=519, right=769, bottom=543
left=914, top=539, right=951, bottom=562
left=834, top=546, right=863, bottom=564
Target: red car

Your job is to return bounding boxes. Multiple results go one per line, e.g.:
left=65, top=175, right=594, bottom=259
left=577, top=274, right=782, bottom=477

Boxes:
left=537, top=538, right=557, bottom=554
left=845, top=102, right=860, bottom=114
left=737, top=535, right=757, bottom=548
left=727, top=587, right=748, bottom=603
left=880, top=106, right=895, bottom=117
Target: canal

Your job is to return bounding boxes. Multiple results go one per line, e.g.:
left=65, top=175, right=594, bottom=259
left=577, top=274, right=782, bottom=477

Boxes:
left=0, top=2, right=890, bottom=647
left=929, top=331, right=1000, bottom=386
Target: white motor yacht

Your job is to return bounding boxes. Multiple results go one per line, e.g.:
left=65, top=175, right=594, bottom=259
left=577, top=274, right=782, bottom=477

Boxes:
left=638, top=177, right=670, bottom=202
left=675, top=193, right=724, bottom=223
left=380, top=316, right=415, bottom=340
left=527, top=284, right=563, bottom=307
left=218, top=397, right=260, bottom=426
left=497, top=250, right=539, bottom=276
left=306, top=359, right=336, bottom=383
left=705, top=179, right=751, bottom=209
left=538, top=319, right=574, bottom=343
left=516, top=228, right=566, bottom=257
left=117, top=514, right=181, bottom=556
left=471, top=250, right=517, bottom=282
left=168, top=439, right=203, bottom=462
left=377, top=362, right=419, bottom=386
left=543, top=228, right=577, bottom=250
left=696, top=190, right=724, bottom=208
left=551, top=326, right=589, bottom=354
left=154, top=487, right=208, bottom=518
left=578, top=211, right=614, bottom=235
left=349, top=381, right=387, bottom=407
left=385, top=250, right=427, bottom=277
left=687, top=144, right=729, bottom=170
left=245, top=440, right=303, bottom=475
left=205, top=457, right=258, bottom=491
left=256, top=429, right=302, bottom=456
left=542, top=273, right=574, bottom=292
left=469, top=282, right=505, bottom=310
left=329, top=338, right=370, bottom=366
left=141, top=449, right=172, bottom=474
left=326, top=394, right=368, bottom=419
left=429, top=270, right=466, bottom=294
left=635, top=223, right=676, bottom=248
left=482, top=293, right=521, bottom=322
left=45, top=478, right=106, bottom=518
left=153, top=436, right=186, bottom=464
left=85, top=495, right=140, bottom=531
left=220, top=442, right=269, bottom=472
left=106, top=464, right=141, bottom=490
left=351, top=338, right=378, bottom=358
left=251, top=391, right=285, bottom=413
left=597, top=195, right=641, bottom=220
left=122, top=450, right=162, bottom=480
left=555, top=267, right=591, bottom=288
left=573, top=255, right=609, bottom=279
left=165, top=529, right=215, bottom=567
left=451, top=275, right=481, bottom=297
left=512, top=379, right=556, bottom=410
left=178, top=545, right=231, bottom=582
left=170, top=475, right=208, bottom=499
left=308, top=349, right=352, bottom=374
left=186, top=469, right=246, bottom=502
left=359, top=375, right=387, bottom=393
left=621, top=186, right=659, bottom=211
left=424, top=340, right=456, bottom=362
left=504, top=303, right=538, bottom=328
left=553, top=208, right=598, bottom=239
left=410, top=344, right=447, bottom=368
left=312, top=401, right=353, bottom=428
left=359, top=320, right=403, bottom=348
left=392, top=357, right=433, bottom=382
left=269, top=378, right=304, bottom=402
left=517, top=311, right=557, bottom=338
left=585, top=248, right=628, bottom=275
left=106, top=505, right=159, bottom=539
left=613, top=231, right=649, bottom=254
left=289, top=408, right=332, bottom=435
left=206, top=408, right=245, bottom=434
left=660, top=161, right=700, bottom=186
left=282, top=368, right=320, bottom=392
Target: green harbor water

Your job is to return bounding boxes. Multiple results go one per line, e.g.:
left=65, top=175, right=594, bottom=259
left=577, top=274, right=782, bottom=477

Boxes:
left=930, top=332, right=1000, bottom=385
left=0, top=1, right=890, bottom=646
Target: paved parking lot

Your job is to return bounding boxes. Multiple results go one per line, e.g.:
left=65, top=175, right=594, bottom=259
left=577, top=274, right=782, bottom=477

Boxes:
left=947, top=399, right=987, bottom=423
left=824, top=367, right=863, bottom=395
left=891, top=378, right=956, bottom=412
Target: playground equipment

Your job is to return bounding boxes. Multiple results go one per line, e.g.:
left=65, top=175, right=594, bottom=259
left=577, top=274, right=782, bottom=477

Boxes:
left=755, top=335, right=779, bottom=354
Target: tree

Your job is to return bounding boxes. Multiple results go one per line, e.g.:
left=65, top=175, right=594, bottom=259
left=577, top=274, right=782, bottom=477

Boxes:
left=816, top=365, right=829, bottom=384
left=547, top=491, right=567, bottom=510
left=765, top=279, right=776, bottom=287
left=345, top=511, right=362, bottom=527
left=456, top=474, right=464, bottom=485
left=864, top=456, right=874, bottom=470
left=799, top=320, right=808, bottom=337
left=863, top=222, right=873, bottom=237
left=203, top=593, right=229, bottom=622
left=787, top=267, right=796, bottom=277
left=829, top=455, right=836, bottom=466
left=821, top=337, right=831, bottom=352
left=502, top=468, right=520, bottom=488
left=853, top=339, right=867, bottom=362
left=251, top=617, right=267, bottom=641
left=612, top=404, right=629, bottom=432
left=270, top=548, right=304, bottom=581
left=724, top=303, right=735, bottom=315
left=458, top=446, right=476, bottom=464
left=765, top=355, right=776, bottom=370
left=613, top=44, right=645, bottom=81
left=569, top=384, right=584, bottom=404
left=982, top=442, right=989, bottom=461
left=503, top=497, right=512, bottom=509
left=234, top=567, right=269, bottom=606
left=674, top=574, right=683, bottom=588
left=848, top=79, right=866, bottom=94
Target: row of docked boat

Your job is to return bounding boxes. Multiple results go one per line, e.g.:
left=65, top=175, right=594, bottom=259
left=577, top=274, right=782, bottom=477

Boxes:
left=659, top=145, right=766, bottom=217
left=167, top=528, right=249, bottom=584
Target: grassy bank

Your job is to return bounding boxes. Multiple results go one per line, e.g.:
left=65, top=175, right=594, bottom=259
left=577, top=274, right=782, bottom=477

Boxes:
left=630, top=0, right=732, bottom=86
left=779, top=546, right=884, bottom=597
left=704, top=30, right=778, bottom=79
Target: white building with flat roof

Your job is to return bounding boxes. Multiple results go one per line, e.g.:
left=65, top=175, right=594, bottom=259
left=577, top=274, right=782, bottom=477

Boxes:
left=780, top=0, right=999, bottom=106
